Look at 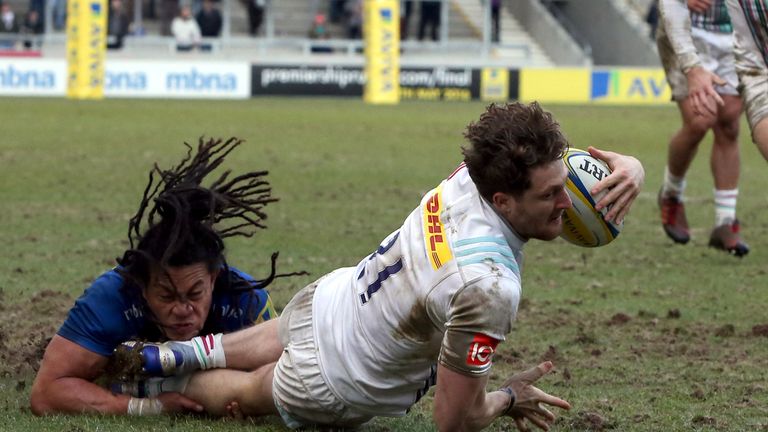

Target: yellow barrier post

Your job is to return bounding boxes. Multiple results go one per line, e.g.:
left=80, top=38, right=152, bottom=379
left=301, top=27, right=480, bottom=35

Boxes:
left=363, top=0, right=400, bottom=105
left=66, top=0, right=108, bottom=99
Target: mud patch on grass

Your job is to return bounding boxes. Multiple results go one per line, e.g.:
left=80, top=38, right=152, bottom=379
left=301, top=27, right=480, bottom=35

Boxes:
left=751, top=324, right=768, bottom=337
left=0, top=289, right=73, bottom=378
left=607, top=313, right=631, bottom=326
left=691, top=415, right=717, bottom=426
left=567, top=411, right=615, bottom=431
left=715, top=324, right=735, bottom=337
left=667, top=309, right=681, bottom=319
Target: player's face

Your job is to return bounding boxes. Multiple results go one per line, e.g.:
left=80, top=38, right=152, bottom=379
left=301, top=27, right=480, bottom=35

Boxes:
left=494, top=159, right=572, bottom=241
left=143, top=263, right=217, bottom=340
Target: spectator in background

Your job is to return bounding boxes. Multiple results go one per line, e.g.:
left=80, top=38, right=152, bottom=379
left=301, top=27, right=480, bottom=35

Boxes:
left=329, top=0, right=346, bottom=23
left=171, top=5, right=201, bottom=51
left=107, top=0, right=130, bottom=50
left=345, top=0, right=362, bottom=39
left=491, top=0, right=500, bottom=42
left=0, top=4, right=19, bottom=49
left=28, top=0, right=45, bottom=17
left=240, top=0, right=264, bottom=36
left=646, top=0, right=659, bottom=39
left=308, top=12, right=332, bottom=53
left=21, top=9, right=43, bottom=49
left=400, top=0, right=413, bottom=40
left=51, top=0, right=66, bottom=30
left=196, top=0, right=221, bottom=37
left=1, top=4, right=20, bottom=33
left=160, top=0, right=180, bottom=36
left=418, top=0, right=440, bottom=41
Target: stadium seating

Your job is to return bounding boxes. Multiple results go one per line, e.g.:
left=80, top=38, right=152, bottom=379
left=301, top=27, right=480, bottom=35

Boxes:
left=0, top=0, right=663, bottom=68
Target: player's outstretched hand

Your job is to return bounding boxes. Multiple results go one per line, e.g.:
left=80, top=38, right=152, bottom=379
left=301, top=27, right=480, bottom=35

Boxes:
left=686, top=66, right=725, bottom=117
left=157, top=392, right=204, bottom=414
left=500, top=361, right=571, bottom=432
left=588, top=146, right=645, bottom=224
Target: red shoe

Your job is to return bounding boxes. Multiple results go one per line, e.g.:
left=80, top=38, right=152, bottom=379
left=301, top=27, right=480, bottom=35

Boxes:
left=709, top=220, right=749, bottom=257
left=658, top=189, right=690, bottom=244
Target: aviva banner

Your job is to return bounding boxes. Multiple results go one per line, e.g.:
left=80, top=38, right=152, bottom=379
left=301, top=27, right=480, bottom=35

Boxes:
left=66, top=0, right=107, bottom=99
left=591, top=69, right=670, bottom=104
left=519, top=68, right=591, bottom=103
left=480, top=67, right=509, bottom=102
left=363, top=0, right=399, bottom=104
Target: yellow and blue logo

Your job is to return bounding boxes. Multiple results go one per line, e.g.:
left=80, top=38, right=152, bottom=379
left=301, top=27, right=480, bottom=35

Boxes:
left=90, top=1, right=102, bottom=16
left=379, top=7, right=392, bottom=22
left=591, top=69, right=670, bottom=104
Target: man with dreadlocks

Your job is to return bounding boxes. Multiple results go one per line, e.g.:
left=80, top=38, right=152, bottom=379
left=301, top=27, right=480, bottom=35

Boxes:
left=111, top=103, right=645, bottom=431
left=30, top=137, right=296, bottom=416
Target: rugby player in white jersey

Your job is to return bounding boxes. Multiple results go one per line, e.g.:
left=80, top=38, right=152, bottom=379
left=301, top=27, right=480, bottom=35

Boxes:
left=117, top=102, right=644, bottom=431
left=723, top=0, right=768, bottom=160
left=656, top=0, right=748, bottom=256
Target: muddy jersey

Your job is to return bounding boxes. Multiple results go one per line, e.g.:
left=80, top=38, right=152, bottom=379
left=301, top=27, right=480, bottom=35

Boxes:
left=58, top=266, right=276, bottom=356
left=727, top=0, right=768, bottom=68
left=312, top=164, right=524, bottom=416
left=658, top=0, right=733, bottom=72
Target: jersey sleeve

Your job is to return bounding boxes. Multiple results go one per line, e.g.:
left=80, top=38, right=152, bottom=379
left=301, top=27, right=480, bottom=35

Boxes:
left=237, top=288, right=277, bottom=324
left=435, top=272, right=520, bottom=377
left=659, top=0, right=702, bottom=72
left=57, top=271, right=138, bottom=356
left=223, top=267, right=278, bottom=330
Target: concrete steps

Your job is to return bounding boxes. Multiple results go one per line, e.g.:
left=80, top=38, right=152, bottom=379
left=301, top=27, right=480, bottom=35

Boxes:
left=450, top=0, right=553, bottom=66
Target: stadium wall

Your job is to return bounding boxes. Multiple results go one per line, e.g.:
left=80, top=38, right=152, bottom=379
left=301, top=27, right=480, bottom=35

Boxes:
left=0, top=59, right=671, bottom=104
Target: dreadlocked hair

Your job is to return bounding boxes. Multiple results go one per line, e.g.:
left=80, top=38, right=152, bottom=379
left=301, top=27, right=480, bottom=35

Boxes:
left=117, top=136, right=279, bottom=294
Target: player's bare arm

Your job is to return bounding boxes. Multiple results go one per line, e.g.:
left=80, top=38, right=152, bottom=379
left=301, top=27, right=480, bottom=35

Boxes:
left=588, top=147, right=645, bottom=224
left=433, top=365, right=510, bottom=431
left=30, top=335, right=202, bottom=415
left=433, top=361, right=570, bottom=432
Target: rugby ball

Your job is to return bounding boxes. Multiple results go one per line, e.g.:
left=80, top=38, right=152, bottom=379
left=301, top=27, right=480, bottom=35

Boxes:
left=560, top=148, right=623, bottom=247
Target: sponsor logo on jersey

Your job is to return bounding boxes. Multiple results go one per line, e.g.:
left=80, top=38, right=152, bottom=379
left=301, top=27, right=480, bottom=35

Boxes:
left=466, top=333, right=499, bottom=367
left=422, top=184, right=453, bottom=269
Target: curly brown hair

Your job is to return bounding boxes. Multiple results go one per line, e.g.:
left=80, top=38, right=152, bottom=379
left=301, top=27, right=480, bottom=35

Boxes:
left=462, top=102, right=569, bottom=200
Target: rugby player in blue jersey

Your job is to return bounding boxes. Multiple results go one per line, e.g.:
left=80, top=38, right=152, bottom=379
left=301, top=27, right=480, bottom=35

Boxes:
left=30, top=138, right=298, bottom=416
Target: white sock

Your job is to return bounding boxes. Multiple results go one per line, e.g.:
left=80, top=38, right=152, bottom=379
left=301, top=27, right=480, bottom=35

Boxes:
left=187, top=333, right=226, bottom=369
left=662, top=166, right=686, bottom=199
left=143, top=374, right=192, bottom=397
left=714, top=188, right=738, bottom=226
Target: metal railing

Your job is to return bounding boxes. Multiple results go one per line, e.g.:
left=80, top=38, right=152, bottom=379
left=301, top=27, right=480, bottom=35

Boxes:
left=15, top=0, right=533, bottom=63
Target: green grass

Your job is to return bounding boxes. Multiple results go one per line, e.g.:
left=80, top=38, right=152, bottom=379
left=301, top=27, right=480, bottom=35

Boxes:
left=1, top=98, right=767, bottom=431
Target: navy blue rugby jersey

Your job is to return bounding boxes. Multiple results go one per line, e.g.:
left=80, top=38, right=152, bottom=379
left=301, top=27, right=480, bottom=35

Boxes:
left=58, top=266, right=276, bottom=356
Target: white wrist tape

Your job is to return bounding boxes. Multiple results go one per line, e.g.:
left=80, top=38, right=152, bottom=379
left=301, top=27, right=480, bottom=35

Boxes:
left=127, top=397, right=164, bottom=416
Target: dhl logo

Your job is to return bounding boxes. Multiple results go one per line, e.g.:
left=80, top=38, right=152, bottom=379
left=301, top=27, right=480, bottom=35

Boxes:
left=422, top=185, right=453, bottom=270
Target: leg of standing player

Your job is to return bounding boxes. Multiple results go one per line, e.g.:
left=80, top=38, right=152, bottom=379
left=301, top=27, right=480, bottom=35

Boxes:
left=707, top=93, right=749, bottom=255
left=752, top=116, right=768, bottom=161
left=659, top=95, right=717, bottom=243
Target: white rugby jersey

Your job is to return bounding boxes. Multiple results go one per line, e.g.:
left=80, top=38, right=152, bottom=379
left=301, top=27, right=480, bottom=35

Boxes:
left=726, top=0, right=768, bottom=70
left=312, top=164, right=524, bottom=416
